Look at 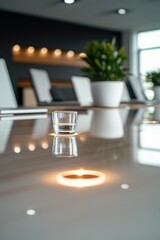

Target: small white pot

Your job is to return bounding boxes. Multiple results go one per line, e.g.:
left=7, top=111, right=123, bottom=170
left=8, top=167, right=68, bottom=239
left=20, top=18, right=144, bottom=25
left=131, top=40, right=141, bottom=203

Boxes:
left=91, top=81, right=124, bottom=107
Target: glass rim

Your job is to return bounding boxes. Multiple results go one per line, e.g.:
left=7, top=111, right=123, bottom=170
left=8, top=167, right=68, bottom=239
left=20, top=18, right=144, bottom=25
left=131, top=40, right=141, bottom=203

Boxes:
left=52, top=111, right=78, bottom=114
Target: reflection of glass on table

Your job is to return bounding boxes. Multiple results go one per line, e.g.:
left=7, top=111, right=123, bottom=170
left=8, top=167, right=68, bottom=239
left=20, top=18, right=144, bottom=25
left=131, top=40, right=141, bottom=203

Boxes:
left=52, top=135, right=78, bottom=157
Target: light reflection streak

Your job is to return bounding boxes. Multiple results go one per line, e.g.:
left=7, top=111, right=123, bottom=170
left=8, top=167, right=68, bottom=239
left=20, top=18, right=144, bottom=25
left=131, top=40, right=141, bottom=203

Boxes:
left=48, top=132, right=78, bottom=137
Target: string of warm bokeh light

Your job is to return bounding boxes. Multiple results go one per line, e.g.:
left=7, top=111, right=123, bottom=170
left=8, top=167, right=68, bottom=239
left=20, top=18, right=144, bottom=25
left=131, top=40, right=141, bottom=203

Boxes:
left=12, top=44, right=86, bottom=59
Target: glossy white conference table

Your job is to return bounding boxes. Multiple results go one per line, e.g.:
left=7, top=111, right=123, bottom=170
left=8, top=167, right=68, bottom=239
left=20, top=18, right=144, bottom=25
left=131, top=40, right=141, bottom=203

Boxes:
left=0, top=105, right=160, bottom=240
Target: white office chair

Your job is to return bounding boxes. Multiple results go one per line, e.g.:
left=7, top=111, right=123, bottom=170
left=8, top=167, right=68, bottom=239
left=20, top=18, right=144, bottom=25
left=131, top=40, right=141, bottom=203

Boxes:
left=121, top=83, right=131, bottom=102
left=0, top=58, right=16, bottom=153
left=0, top=58, right=17, bottom=108
left=29, top=68, right=53, bottom=105
left=0, top=59, right=49, bottom=115
left=30, top=68, right=79, bottom=106
left=121, top=76, right=146, bottom=103
left=129, top=76, right=146, bottom=101
left=71, top=76, right=94, bottom=106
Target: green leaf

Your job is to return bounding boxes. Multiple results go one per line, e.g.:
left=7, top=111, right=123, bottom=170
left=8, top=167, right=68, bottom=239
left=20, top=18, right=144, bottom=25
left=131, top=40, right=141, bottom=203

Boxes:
left=80, top=37, right=128, bottom=81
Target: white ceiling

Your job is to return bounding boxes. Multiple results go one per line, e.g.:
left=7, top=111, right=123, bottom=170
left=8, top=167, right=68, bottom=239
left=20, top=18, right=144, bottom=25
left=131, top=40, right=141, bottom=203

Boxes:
left=0, top=0, right=160, bottom=32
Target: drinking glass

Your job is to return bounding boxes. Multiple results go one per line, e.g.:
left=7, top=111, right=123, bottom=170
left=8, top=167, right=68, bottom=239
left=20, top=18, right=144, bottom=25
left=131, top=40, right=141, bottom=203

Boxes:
left=52, top=111, right=77, bottom=135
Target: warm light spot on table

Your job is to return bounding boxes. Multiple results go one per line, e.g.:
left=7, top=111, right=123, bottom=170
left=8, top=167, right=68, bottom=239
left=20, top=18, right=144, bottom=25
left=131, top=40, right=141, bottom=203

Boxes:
left=56, top=169, right=106, bottom=188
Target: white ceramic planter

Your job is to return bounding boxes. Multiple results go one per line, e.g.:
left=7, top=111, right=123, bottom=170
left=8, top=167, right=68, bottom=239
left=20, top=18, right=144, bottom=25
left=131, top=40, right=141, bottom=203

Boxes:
left=91, top=81, right=124, bottom=107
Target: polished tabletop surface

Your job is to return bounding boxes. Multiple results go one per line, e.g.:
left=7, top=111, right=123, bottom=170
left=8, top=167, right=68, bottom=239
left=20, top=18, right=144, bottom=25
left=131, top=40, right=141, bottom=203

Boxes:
left=0, top=106, right=160, bottom=240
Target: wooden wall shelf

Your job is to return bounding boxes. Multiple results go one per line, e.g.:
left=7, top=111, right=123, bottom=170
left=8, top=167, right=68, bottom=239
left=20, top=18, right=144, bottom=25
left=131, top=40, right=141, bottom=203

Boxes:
left=12, top=48, right=88, bottom=67
left=18, top=79, right=72, bottom=88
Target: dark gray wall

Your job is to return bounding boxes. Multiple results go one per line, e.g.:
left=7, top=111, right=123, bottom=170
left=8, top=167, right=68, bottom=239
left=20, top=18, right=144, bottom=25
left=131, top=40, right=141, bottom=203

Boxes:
left=0, top=10, right=122, bottom=104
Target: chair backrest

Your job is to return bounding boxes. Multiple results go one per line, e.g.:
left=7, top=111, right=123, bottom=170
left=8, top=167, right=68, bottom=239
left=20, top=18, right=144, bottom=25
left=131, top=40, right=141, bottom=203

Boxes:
left=121, top=77, right=146, bottom=102
left=29, top=68, right=53, bottom=104
left=71, top=76, right=93, bottom=106
left=50, top=86, right=77, bottom=101
left=0, top=58, right=17, bottom=108
left=129, top=76, right=146, bottom=101
left=121, top=83, right=131, bottom=102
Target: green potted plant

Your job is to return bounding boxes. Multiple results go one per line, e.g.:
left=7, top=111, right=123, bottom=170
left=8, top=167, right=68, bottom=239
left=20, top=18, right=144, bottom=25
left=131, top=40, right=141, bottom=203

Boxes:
left=80, top=37, right=128, bottom=107
left=145, top=69, right=160, bottom=101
